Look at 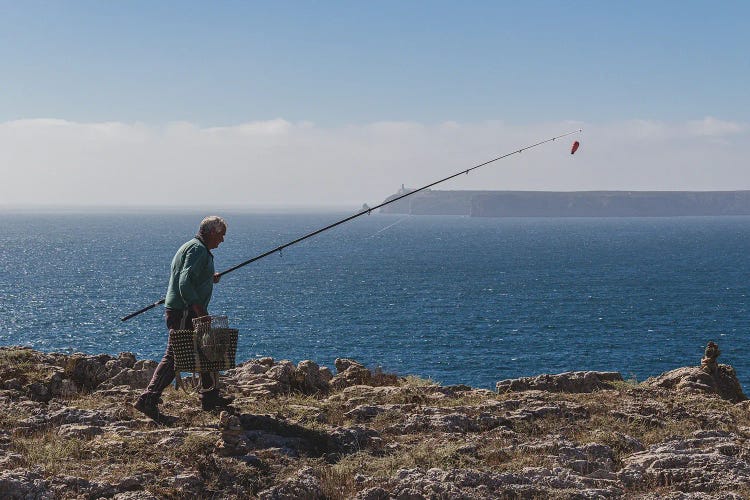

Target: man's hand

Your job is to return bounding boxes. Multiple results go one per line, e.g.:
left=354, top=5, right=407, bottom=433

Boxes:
left=213, top=273, right=221, bottom=284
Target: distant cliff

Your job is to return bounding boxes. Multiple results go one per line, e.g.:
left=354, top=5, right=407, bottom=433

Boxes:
left=380, top=189, right=750, bottom=217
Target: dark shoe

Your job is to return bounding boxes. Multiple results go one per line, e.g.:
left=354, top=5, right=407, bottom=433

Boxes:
left=133, top=394, right=177, bottom=425
left=201, top=391, right=234, bottom=411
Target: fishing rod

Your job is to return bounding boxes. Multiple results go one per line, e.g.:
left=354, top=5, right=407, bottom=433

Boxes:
left=121, top=129, right=582, bottom=322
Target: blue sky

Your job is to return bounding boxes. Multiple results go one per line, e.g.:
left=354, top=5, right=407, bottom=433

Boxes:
left=3, top=1, right=747, bottom=125
left=1, top=1, right=748, bottom=207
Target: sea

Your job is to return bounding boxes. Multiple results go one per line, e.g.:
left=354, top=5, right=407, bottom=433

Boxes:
left=1, top=211, right=749, bottom=391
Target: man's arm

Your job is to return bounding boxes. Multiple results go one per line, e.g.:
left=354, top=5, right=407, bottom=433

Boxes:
left=178, top=246, right=209, bottom=315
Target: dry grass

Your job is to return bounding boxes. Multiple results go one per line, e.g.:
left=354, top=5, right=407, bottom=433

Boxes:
left=12, top=431, right=88, bottom=475
left=318, top=438, right=475, bottom=498
left=83, top=433, right=163, bottom=478
left=398, top=374, right=438, bottom=387
left=9, top=413, right=218, bottom=483
left=0, top=348, right=48, bottom=383
left=179, top=431, right=219, bottom=457
left=4, top=350, right=750, bottom=498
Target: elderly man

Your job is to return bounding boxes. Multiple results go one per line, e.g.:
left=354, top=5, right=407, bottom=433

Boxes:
left=134, top=216, right=233, bottom=422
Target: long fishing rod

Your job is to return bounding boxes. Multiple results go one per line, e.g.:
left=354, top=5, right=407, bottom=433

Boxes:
left=121, top=129, right=582, bottom=322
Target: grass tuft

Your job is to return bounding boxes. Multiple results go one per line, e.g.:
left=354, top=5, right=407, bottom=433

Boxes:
left=13, top=431, right=88, bottom=475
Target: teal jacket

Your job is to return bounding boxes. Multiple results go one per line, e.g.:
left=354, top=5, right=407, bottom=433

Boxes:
left=164, top=237, right=215, bottom=310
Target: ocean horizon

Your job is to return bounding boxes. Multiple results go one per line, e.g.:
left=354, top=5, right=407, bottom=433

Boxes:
left=1, top=211, right=748, bottom=391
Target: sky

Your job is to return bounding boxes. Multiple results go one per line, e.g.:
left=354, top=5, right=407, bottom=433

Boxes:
left=1, top=1, right=748, bottom=208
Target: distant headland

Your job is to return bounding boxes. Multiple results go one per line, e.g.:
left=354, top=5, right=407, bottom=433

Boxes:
left=380, top=186, right=750, bottom=217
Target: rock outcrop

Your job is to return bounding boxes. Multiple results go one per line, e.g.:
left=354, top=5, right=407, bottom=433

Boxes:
left=496, top=370, right=623, bottom=393
left=644, top=364, right=748, bottom=403
left=1, top=343, right=749, bottom=498
left=643, top=341, right=748, bottom=403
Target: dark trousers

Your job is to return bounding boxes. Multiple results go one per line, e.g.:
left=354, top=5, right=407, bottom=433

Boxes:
left=143, top=308, right=215, bottom=399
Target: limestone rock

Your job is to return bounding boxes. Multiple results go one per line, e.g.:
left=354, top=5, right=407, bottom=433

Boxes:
left=327, top=425, right=381, bottom=453
left=295, top=360, right=330, bottom=394
left=334, top=358, right=362, bottom=372
left=65, top=353, right=112, bottom=390
left=99, top=360, right=157, bottom=390
left=0, top=453, right=24, bottom=469
left=378, top=467, right=564, bottom=498
left=496, top=371, right=623, bottom=393
left=2, top=378, right=22, bottom=391
left=215, top=411, right=250, bottom=456
left=0, top=468, right=50, bottom=499
left=266, top=360, right=296, bottom=389
left=116, top=472, right=156, bottom=492
left=257, top=466, right=323, bottom=500
left=591, top=430, right=645, bottom=454
left=330, top=359, right=372, bottom=390
left=235, top=360, right=272, bottom=377
left=226, top=357, right=376, bottom=397
left=166, top=472, right=203, bottom=490
left=112, top=492, right=160, bottom=500
left=319, top=366, right=333, bottom=381
left=19, top=407, right=116, bottom=432
left=644, top=364, right=747, bottom=403
left=258, top=356, right=275, bottom=366
left=344, top=403, right=410, bottom=423
left=329, top=385, right=401, bottom=405
left=556, top=442, right=616, bottom=475
left=18, top=365, right=79, bottom=401
left=119, top=351, right=137, bottom=367
left=3, top=347, right=750, bottom=498
left=57, top=423, right=105, bottom=439
left=619, top=431, right=750, bottom=491
left=395, top=411, right=507, bottom=434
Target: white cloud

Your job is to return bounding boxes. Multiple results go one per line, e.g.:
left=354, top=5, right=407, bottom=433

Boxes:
left=685, top=117, right=745, bottom=137
left=1, top=117, right=748, bottom=208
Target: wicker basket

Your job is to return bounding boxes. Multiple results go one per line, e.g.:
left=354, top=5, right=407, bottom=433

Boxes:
left=171, top=315, right=238, bottom=372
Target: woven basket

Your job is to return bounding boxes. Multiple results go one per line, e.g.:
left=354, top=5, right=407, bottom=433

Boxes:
left=171, top=327, right=238, bottom=373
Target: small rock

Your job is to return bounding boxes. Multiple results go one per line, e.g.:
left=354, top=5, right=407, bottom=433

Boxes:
left=266, top=361, right=296, bottom=387
left=257, top=466, right=323, bottom=500
left=0, top=468, right=50, bottom=498
left=296, top=360, right=330, bottom=394
left=330, top=362, right=372, bottom=390
left=258, top=356, right=275, bottom=367
left=57, top=424, right=104, bottom=439
left=334, top=358, right=364, bottom=373
left=3, top=378, right=22, bottom=391
left=65, top=353, right=112, bottom=390
left=168, top=473, right=202, bottom=489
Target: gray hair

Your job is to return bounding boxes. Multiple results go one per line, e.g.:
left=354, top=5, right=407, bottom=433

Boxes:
left=198, top=216, right=227, bottom=236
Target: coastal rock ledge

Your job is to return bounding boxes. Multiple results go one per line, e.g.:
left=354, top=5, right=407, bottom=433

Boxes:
left=2, top=345, right=750, bottom=499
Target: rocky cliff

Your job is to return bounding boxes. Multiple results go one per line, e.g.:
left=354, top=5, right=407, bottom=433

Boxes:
left=1, top=345, right=749, bottom=499
left=380, top=190, right=750, bottom=217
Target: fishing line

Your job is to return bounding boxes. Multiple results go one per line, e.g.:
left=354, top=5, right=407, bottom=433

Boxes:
left=121, top=128, right=582, bottom=322
left=367, top=216, right=409, bottom=239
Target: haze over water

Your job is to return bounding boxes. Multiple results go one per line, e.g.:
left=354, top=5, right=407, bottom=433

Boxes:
left=1, top=212, right=748, bottom=390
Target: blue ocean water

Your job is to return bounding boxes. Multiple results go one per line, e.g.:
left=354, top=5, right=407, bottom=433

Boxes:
left=1, top=211, right=748, bottom=390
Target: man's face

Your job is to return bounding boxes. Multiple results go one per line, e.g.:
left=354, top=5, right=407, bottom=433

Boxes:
left=205, top=226, right=226, bottom=250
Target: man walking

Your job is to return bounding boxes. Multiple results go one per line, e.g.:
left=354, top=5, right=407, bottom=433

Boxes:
left=134, top=216, right=233, bottom=422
